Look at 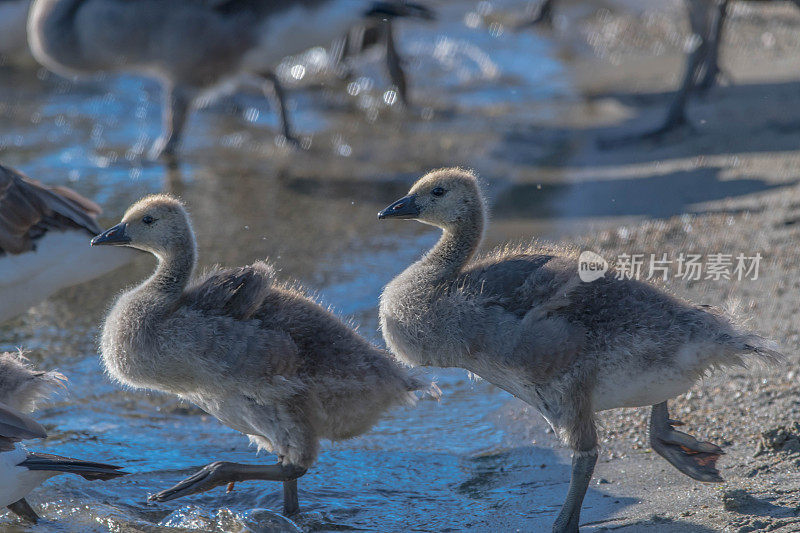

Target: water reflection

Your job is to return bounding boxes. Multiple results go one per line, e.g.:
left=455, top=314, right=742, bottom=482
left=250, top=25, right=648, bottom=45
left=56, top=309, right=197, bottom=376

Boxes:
left=0, top=2, right=591, bottom=531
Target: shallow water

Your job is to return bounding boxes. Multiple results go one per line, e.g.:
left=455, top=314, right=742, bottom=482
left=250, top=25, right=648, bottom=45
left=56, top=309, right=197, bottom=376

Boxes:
left=0, top=2, right=615, bottom=531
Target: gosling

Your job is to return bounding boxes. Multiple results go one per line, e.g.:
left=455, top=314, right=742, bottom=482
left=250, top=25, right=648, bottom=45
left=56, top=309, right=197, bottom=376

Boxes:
left=92, top=194, right=427, bottom=516
left=28, top=0, right=433, bottom=159
left=0, top=351, right=127, bottom=523
left=377, top=167, right=783, bottom=533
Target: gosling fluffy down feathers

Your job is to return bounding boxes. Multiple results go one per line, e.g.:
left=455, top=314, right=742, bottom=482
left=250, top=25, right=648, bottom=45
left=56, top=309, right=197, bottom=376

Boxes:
left=98, top=194, right=429, bottom=469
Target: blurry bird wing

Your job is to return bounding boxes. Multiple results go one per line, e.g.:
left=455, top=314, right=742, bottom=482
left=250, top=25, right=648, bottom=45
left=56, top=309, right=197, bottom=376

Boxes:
left=0, top=402, right=46, bottom=441
left=0, top=164, right=102, bottom=255
left=20, top=452, right=128, bottom=480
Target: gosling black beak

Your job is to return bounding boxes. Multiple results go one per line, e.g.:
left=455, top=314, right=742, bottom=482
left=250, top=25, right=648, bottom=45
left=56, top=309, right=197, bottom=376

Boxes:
left=378, top=194, right=420, bottom=220
left=91, top=222, right=130, bottom=246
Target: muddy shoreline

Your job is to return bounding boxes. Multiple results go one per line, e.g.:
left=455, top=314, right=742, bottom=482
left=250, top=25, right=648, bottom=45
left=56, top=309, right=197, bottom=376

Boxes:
left=490, top=1, right=800, bottom=530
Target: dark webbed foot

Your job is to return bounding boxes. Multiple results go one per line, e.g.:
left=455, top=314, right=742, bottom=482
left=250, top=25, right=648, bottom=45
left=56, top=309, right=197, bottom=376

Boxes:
left=149, top=461, right=307, bottom=516
left=149, top=461, right=236, bottom=502
left=650, top=402, right=724, bottom=483
left=7, top=498, right=39, bottom=523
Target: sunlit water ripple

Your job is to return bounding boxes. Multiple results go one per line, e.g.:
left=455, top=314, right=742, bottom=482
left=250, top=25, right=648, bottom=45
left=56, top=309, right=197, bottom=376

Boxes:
left=0, top=1, right=584, bottom=530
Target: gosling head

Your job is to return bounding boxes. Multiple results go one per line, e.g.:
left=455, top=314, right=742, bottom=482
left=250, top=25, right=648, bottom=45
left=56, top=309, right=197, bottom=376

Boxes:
left=91, top=194, right=194, bottom=257
left=378, top=168, right=485, bottom=230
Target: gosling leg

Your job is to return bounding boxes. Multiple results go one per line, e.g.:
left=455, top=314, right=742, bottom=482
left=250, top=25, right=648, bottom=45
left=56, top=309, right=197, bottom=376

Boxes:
left=649, top=401, right=724, bottom=482
left=149, top=461, right=307, bottom=516
left=149, top=83, right=191, bottom=161
left=552, top=448, right=597, bottom=533
left=283, top=478, right=299, bottom=516
left=262, top=72, right=300, bottom=147
left=7, top=498, right=39, bottom=523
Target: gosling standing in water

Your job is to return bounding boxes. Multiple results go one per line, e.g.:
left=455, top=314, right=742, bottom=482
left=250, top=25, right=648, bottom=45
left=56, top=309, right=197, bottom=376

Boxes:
left=0, top=351, right=127, bottom=523
left=92, top=194, right=427, bottom=515
left=377, top=168, right=782, bottom=532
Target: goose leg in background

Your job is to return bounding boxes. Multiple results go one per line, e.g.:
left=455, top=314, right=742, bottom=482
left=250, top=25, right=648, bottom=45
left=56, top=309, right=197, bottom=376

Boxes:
left=552, top=448, right=597, bottom=533
left=696, top=0, right=730, bottom=93
left=330, top=31, right=356, bottom=80
left=649, top=401, right=725, bottom=482
left=382, top=20, right=409, bottom=106
left=339, top=21, right=410, bottom=106
left=149, top=461, right=308, bottom=516
left=149, top=84, right=192, bottom=161
left=519, top=0, right=555, bottom=27
left=600, top=0, right=713, bottom=147
left=262, top=72, right=300, bottom=147
left=7, top=498, right=39, bottom=523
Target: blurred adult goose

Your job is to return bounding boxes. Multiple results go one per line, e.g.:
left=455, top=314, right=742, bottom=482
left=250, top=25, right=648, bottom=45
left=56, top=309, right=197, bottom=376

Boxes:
left=92, top=194, right=428, bottom=516
left=0, top=0, right=33, bottom=66
left=28, top=0, right=433, bottom=159
left=377, top=168, right=782, bottom=532
left=522, top=0, right=800, bottom=140
left=0, top=164, right=135, bottom=324
left=0, top=351, right=127, bottom=523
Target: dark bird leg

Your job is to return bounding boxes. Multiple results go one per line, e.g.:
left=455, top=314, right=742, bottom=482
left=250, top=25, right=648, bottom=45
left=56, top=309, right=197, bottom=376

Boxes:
left=330, top=31, right=356, bottom=80
left=552, top=448, right=597, bottom=533
left=552, top=401, right=598, bottom=533
left=600, top=0, right=718, bottom=147
left=519, top=0, right=555, bottom=27
left=262, top=72, right=300, bottom=147
left=283, top=478, right=299, bottom=516
left=149, top=83, right=191, bottom=161
left=149, top=461, right=307, bottom=516
left=649, top=401, right=725, bottom=482
left=382, top=20, right=409, bottom=106
left=639, top=0, right=717, bottom=137
left=7, top=498, right=39, bottom=523
left=695, top=0, right=730, bottom=93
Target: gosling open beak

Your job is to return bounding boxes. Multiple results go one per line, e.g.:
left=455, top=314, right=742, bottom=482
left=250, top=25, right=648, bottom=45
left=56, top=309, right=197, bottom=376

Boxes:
left=91, top=222, right=130, bottom=246
left=378, top=194, right=420, bottom=220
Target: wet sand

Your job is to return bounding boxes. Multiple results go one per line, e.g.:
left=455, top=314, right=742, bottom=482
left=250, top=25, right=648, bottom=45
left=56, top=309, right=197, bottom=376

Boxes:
left=492, top=1, right=800, bottom=530
left=3, top=0, right=800, bottom=530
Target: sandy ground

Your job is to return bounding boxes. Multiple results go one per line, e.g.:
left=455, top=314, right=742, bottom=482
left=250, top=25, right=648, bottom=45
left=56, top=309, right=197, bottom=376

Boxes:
left=4, top=1, right=800, bottom=531
left=485, top=0, right=800, bottom=531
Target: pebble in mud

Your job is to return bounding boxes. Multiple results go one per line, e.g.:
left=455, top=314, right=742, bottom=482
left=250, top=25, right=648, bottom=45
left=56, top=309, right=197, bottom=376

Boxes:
left=754, top=423, right=800, bottom=457
left=721, top=489, right=762, bottom=512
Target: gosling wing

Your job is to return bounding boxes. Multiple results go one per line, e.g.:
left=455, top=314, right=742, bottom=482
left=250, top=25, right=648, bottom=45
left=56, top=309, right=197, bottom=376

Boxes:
left=181, top=261, right=276, bottom=320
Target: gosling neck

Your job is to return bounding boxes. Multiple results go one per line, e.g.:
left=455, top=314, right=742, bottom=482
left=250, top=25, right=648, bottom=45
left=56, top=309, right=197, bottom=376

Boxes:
left=140, top=238, right=196, bottom=305
left=417, top=208, right=484, bottom=285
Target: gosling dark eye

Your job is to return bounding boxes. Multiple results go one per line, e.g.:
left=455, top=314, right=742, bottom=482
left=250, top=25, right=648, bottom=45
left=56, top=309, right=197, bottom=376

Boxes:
left=142, top=215, right=155, bottom=225
left=431, top=187, right=446, bottom=197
